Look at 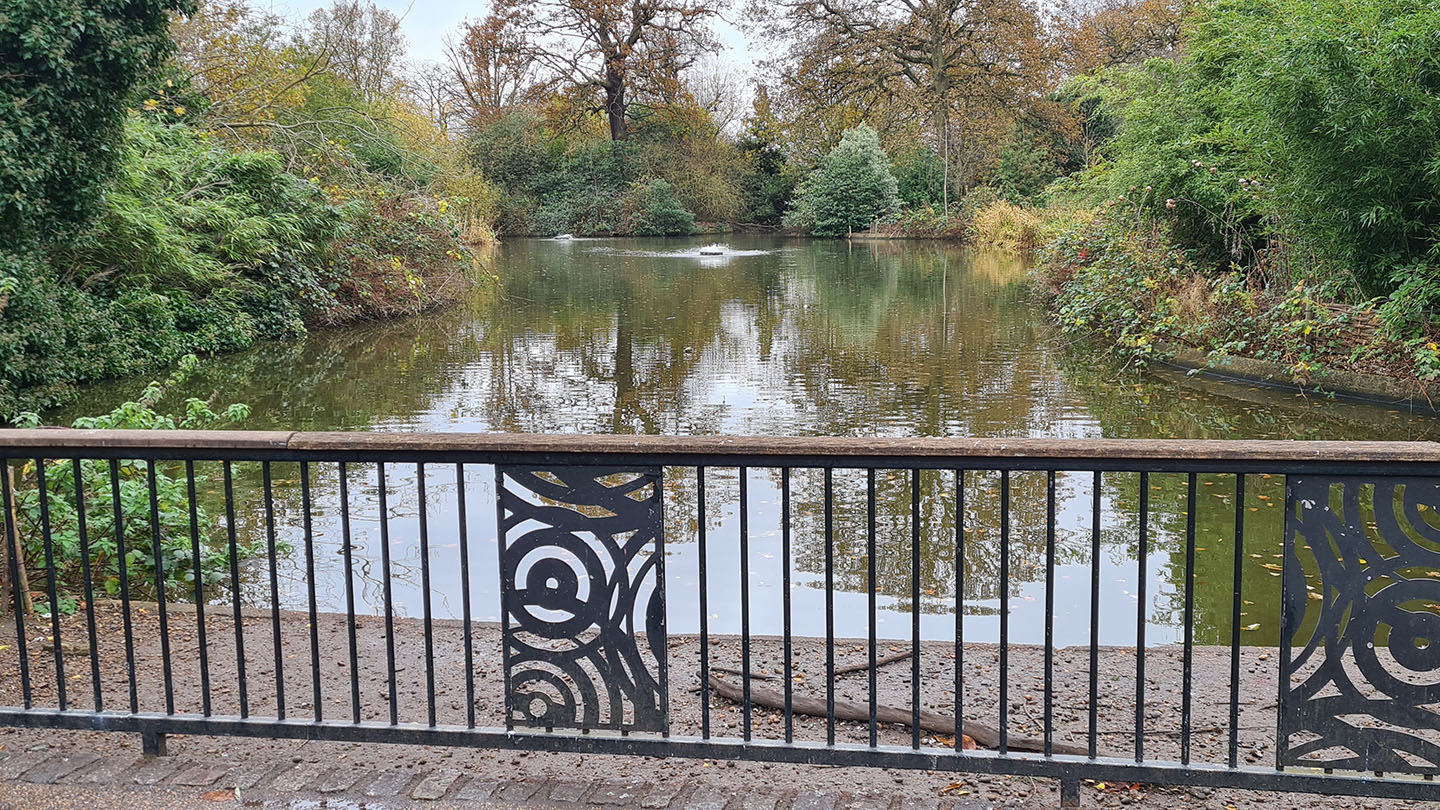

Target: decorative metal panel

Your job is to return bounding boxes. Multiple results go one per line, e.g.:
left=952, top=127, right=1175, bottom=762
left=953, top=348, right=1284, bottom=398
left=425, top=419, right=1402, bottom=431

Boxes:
left=1281, top=476, right=1440, bottom=774
left=498, top=465, right=668, bottom=733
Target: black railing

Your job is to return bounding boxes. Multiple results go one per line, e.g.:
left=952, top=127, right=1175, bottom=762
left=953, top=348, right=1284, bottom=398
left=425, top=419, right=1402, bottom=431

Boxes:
left=0, top=430, right=1437, bottom=805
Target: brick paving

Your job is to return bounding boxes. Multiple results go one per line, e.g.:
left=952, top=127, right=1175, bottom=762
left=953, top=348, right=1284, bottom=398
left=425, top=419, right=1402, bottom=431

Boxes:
left=0, top=748, right=1009, bottom=809
left=0, top=735, right=1431, bottom=810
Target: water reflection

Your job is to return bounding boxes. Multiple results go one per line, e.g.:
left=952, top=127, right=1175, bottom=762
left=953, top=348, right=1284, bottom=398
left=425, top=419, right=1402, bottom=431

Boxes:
left=50, top=237, right=1440, bottom=648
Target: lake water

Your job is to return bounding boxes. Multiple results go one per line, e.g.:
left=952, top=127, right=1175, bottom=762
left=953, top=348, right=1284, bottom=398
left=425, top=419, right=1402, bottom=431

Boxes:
left=51, top=236, right=1440, bottom=648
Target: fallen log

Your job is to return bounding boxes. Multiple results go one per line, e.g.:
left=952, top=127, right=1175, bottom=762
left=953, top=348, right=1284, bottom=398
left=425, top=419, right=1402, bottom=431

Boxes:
left=707, top=671, right=1086, bottom=755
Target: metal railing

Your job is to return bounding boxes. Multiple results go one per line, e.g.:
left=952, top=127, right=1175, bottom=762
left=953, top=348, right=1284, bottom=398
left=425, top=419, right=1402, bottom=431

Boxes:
left=0, top=430, right=1437, bottom=805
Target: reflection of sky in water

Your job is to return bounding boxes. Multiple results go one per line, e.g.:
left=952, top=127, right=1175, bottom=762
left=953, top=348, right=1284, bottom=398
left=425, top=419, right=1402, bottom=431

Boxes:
left=59, top=237, right=1440, bottom=649
left=265, top=461, right=1272, bottom=648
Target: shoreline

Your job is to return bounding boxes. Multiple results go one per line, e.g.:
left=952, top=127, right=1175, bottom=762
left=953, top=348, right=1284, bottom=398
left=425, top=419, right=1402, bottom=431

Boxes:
left=1153, top=340, right=1440, bottom=415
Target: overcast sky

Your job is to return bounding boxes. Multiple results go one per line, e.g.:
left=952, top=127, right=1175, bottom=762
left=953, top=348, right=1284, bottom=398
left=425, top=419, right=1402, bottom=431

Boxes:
left=251, top=0, right=760, bottom=74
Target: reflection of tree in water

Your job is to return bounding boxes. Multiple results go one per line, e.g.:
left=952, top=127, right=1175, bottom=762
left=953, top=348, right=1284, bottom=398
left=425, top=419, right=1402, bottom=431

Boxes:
left=476, top=242, right=782, bottom=435
left=670, top=465, right=1084, bottom=615
left=46, top=237, right=1440, bottom=641
left=781, top=241, right=1065, bottom=437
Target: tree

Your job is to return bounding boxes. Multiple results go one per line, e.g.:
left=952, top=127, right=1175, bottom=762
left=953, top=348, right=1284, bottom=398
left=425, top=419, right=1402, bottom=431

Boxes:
left=305, top=0, right=406, bottom=104
left=445, top=11, right=551, bottom=128
left=1059, top=0, right=1189, bottom=75
left=786, top=124, right=900, bottom=236
left=755, top=0, right=1052, bottom=207
left=0, top=0, right=193, bottom=244
left=499, top=0, right=725, bottom=140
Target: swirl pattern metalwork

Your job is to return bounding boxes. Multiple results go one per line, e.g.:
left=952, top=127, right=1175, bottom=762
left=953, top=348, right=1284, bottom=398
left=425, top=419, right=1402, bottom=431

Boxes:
left=1282, top=476, right=1440, bottom=774
left=498, top=465, right=668, bottom=733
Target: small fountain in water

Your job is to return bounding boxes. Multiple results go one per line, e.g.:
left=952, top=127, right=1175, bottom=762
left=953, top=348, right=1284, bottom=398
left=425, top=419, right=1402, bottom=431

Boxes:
left=698, top=243, right=725, bottom=255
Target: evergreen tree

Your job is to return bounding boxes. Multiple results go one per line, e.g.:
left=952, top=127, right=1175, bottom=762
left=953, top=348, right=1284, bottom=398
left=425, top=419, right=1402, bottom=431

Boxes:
left=785, top=124, right=900, bottom=237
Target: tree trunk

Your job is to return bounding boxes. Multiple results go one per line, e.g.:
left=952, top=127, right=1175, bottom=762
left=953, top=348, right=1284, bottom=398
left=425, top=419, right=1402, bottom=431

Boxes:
left=604, top=70, right=628, bottom=140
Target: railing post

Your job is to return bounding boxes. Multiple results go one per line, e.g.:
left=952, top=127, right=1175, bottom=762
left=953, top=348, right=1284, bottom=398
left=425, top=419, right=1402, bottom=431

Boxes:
left=1059, top=776, right=1081, bottom=808
left=141, top=731, right=167, bottom=757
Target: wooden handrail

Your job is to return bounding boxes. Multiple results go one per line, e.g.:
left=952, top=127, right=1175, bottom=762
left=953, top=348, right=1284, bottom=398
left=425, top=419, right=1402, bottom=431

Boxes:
left=0, top=428, right=1435, bottom=464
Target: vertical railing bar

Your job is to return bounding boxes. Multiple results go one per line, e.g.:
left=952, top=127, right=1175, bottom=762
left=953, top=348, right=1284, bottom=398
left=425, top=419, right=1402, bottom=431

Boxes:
left=1043, top=470, right=1056, bottom=757
left=696, top=466, right=709, bottom=740
left=37, top=461, right=66, bottom=711
left=493, top=464, right=512, bottom=731
left=1, top=460, right=30, bottom=710
left=1228, top=473, right=1246, bottom=768
left=223, top=461, right=248, bottom=718
left=1088, top=470, right=1101, bottom=759
left=379, top=462, right=398, bottom=726
left=867, top=468, right=878, bottom=748
left=655, top=467, right=670, bottom=738
left=824, top=467, right=836, bottom=746
left=262, top=462, right=284, bottom=720
left=339, top=462, right=361, bottom=724
left=1, top=459, right=31, bottom=710
left=954, top=469, right=964, bottom=752
left=910, top=468, right=921, bottom=751
left=1135, top=470, right=1148, bottom=763
left=739, top=467, right=752, bottom=741
left=301, top=461, right=322, bottom=722
left=999, top=469, right=1010, bottom=756
left=781, top=466, right=793, bottom=744
left=110, top=459, right=136, bottom=713
left=74, top=459, right=103, bottom=712
left=145, top=460, right=173, bottom=715
left=456, top=463, right=476, bottom=729
left=1277, top=474, right=1294, bottom=773
left=1181, top=471, right=1197, bottom=765
left=418, top=463, right=437, bottom=728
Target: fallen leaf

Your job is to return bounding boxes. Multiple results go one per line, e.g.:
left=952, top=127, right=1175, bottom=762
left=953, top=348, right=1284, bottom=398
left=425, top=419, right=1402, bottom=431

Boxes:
left=201, top=788, right=236, bottom=802
left=940, top=782, right=968, bottom=796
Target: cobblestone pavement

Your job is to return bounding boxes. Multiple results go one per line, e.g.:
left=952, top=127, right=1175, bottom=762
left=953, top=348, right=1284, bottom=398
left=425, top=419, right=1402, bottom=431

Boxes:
left=0, top=733, right=1432, bottom=810
left=0, top=744, right=1009, bottom=810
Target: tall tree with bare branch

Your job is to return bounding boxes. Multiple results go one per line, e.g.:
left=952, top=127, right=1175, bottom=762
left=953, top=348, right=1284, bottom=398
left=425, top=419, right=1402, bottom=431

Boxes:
left=753, top=0, right=1052, bottom=206
left=499, top=0, right=726, bottom=140
left=445, top=10, right=551, bottom=127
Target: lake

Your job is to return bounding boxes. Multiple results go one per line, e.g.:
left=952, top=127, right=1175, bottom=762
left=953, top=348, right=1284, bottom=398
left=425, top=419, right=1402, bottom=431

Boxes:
left=50, top=236, right=1440, bottom=648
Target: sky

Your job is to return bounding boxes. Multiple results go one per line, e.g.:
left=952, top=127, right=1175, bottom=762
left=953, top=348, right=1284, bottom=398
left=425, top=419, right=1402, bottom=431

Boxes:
left=252, top=0, right=760, bottom=74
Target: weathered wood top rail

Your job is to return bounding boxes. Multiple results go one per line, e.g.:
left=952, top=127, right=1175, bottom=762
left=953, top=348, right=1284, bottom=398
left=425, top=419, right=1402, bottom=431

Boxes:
left=0, top=429, right=1436, bottom=472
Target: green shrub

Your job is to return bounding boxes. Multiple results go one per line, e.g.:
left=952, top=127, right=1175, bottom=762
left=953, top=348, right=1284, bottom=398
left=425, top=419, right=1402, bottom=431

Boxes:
left=892, top=147, right=945, bottom=210
left=0, top=0, right=192, bottom=245
left=8, top=360, right=270, bottom=608
left=1091, top=0, right=1440, bottom=308
left=785, top=124, right=901, bottom=237
left=626, top=179, right=697, bottom=236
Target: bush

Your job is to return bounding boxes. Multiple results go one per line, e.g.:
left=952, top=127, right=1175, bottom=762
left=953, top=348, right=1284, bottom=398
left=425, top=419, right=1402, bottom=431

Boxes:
left=892, top=147, right=945, bottom=210
left=0, top=0, right=191, bottom=245
left=786, top=124, right=901, bottom=237
left=1037, top=212, right=1436, bottom=381
left=625, top=179, right=697, bottom=236
left=8, top=361, right=271, bottom=608
left=970, top=201, right=1043, bottom=254
left=1091, top=0, right=1440, bottom=306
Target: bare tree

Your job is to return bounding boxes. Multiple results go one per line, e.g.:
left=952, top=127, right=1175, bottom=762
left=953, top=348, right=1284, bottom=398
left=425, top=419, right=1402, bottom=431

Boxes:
left=306, top=0, right=407, bottom=104
left=444, top=10, right=551, bottom=127
left=686, top=56, right=748, bottom=136
left=499, top=0, right=727, bottom=140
